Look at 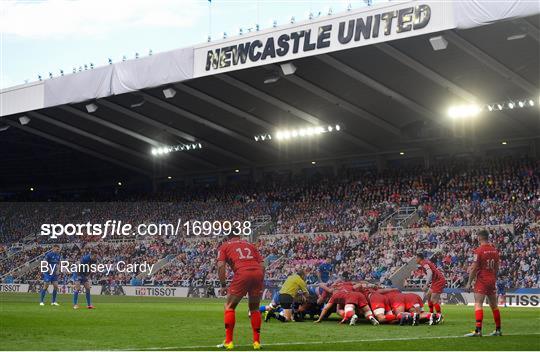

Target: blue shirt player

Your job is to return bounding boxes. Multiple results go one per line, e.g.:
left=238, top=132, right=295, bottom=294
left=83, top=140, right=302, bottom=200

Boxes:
left=318, top=259, right=333, bottom=283
left=72, top=252, right=96, bottom=309
left=40, top=244, right=61, bottom=306
left=496, top=278, right=508, bottom=307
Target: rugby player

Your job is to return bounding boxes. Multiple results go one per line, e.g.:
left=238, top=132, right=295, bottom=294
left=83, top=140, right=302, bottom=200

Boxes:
left=216, top=235, right=265, bottom=350
left=465, top=230, right=502, bottom=337
left=40, top=244, right=61, bottom=306
left=315, top=290, right=379, bottom=325
left=72, top=250, right=96, bottom=309
left=416, top=253, right=446, bottom=317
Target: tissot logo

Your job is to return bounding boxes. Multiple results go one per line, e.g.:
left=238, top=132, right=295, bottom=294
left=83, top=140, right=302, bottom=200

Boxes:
left=203, top=4, right=432, bottom=72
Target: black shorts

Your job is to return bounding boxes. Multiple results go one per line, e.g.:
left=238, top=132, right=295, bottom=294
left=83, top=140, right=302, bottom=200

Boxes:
left=278, top=293, right=294, bottom=309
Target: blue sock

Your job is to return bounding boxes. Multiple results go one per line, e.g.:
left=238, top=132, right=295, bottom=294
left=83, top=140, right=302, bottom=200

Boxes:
left=85, top=290, right=91, bottom=306
left=259, top=305, right=266, bottom=313
left=40, top=289, right=46, bottom=303
left=52, top=289, right=57, bottom=303
left=73, top=290, right=79, bottom=305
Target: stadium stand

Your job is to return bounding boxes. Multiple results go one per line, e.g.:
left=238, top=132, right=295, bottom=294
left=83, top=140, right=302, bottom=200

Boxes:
left=1, top=156, right=538, bottom=289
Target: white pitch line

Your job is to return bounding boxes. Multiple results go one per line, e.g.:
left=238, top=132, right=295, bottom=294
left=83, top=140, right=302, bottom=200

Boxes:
left=115, top=332, right=540, bottom=351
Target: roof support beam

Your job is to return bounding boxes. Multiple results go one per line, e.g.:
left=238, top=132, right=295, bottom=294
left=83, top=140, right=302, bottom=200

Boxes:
left=97, top=99, right=196, bottom=142
left=27, top=111, right=184, bottom=175
left=376, top=43, right=478, bottom=102
left=174, top=84, right=274, bottom=131
left=93, top=99, right=217, bottom=169
left=0, top=118, right=151, bottom=176
left=59, top=105, right=160, bottom=146
left=29, top=112, right=150, bottom=160
left=216, top=74, right=379, bottom=152
left=375, top=43, right=531, bottom=134
left=514, top=18, right=540, bottom=43
left=139, top=92, right=278, bottom=158
left=316, top=54, right=440, bottom=124
left=283, top=74, right=401, bottom=136
left=445, top=30, right=538, bottom=96
left=98, top=98, right=251, bottom=166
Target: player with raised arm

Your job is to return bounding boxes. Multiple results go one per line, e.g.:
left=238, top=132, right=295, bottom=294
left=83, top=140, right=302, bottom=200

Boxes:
left=416, top=253, right=446, bottom=320
left=40, top=244, right=61, bottom=306
left=72, top=250, right=96, bottom=309
left=216, top=235, right=265, bottom=350
left=465, top=230, right=502, bottom=337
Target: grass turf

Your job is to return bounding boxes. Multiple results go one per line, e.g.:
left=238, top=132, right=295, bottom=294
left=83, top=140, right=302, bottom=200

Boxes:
left=1, top=293, right=539, bottom=350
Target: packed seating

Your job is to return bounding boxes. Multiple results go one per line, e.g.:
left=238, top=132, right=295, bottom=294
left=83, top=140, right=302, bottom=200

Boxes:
left=1, top=157, right=538, bottom=288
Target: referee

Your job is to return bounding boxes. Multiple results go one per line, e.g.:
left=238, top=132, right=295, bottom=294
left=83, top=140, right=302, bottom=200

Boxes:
left=277, top=269, right=309, bottom=322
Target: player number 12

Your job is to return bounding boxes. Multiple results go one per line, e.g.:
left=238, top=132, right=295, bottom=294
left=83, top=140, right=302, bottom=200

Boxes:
left=235, top=247, right=253, bottom=259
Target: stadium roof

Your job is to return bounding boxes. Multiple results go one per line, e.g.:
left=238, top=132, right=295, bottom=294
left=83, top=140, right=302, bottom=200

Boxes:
left=1, top=1, right=539, bottom=190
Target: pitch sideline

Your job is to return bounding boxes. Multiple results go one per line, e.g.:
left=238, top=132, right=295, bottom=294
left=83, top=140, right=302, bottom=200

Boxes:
left=115, top=332, right=540, bottom=351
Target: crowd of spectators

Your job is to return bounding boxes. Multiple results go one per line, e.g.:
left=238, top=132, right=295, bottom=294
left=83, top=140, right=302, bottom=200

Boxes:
left=1, top=157, right=538, bottom=289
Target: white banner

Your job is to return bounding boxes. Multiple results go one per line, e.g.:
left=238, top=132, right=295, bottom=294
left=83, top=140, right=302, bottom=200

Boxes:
left=122, top=286, right=189, bottom=297
left=51, top=284, right=102, bottom=295
left=0, top=283, right=29, bottom=293
left=193, top=1, right=455, bottom=77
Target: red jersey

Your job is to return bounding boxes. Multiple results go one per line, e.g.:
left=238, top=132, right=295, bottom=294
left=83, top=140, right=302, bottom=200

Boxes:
left=420, top=259, right=445, bottom=283
left=328, top=291, right=348, bottom=306
left=474, top=244, right=499, bottom=283
left=217, top=238, right=263, bottom=274
left=332, top=281, right=354, bottom=292
left=354, top=285, right=378, bottom=297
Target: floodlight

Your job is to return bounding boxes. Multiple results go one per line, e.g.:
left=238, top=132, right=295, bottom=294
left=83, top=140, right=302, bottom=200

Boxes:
left=19, top=116, right=31, bottom=125
left=448, top=105, right=480, bottom=118
left=263, top=73, right=280, bottom=84
left=507, top=34, right=526, bottom=41
left=529, top=100, right=535, bottom=106
left=518, top=101, right=524, bottom=108
left=85, top=103, right=98, bottom=113
left=280, top=62, right=297, bottom=76
left=429, top=36, right=448, bottom=51
left=508, top=102, right=514, bottom=109
left=163, top=88, right=176, bottom=99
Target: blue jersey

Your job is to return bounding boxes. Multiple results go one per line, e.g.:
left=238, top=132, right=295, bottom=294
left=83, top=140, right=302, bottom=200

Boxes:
left=43, top=251, right=61, bottom=282
left=319, top=263, right=333, bottom=283
left=72, top=254, right=93, bottom=283
left=496, top=280, right=507, bottom=294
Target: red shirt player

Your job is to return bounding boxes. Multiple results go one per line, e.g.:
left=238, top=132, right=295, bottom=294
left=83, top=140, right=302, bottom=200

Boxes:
left=315, top=290, right=378, bottom=325
left=217, top=236, right=265, bottom=350
left=416, top=253, right=446, bottom=319
left=465, top=230, right=501, bottom=337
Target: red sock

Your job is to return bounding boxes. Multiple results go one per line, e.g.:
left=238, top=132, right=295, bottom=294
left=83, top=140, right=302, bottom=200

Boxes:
left=250, top=310, right=261, bottom=343
left=428, top=301, right=434, bottom=313
left=492, top=308, right=501, bottom=329
left=224, top=309, right=236, bottom=344
left=344, top=310, right=355, bottom=320
left=475, top=309, right=483, bottom=329
left=434, top=303, right=441, bottom=314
